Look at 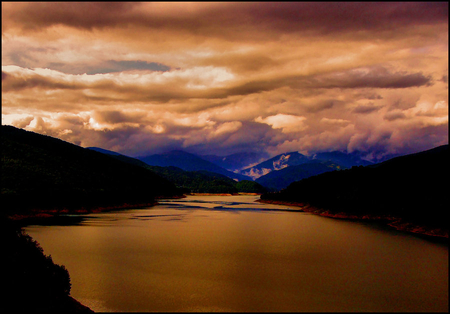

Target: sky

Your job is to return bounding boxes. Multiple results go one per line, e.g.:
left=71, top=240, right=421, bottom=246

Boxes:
left=2, top=2, right=448, bottom=161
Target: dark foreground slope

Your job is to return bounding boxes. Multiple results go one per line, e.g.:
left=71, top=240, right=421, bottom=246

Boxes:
left=261, top=145, right=449, bottom=237
left=2, top=219, right=93, bottom=312
left=1, top=125, right=182, bottom=218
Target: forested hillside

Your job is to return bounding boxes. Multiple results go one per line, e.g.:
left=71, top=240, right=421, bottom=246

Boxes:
left=2, top=219, right=93, bottom=312
left=261, top=145, right=449, bottom=233
left=1, top=125, right=182, bottom=217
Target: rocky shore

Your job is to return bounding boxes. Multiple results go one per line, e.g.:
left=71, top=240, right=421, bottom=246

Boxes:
left=257, top=199, right=448, bottom=240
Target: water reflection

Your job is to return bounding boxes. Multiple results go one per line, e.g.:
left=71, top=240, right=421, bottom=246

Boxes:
left=25, top=195, right=448, bottom=312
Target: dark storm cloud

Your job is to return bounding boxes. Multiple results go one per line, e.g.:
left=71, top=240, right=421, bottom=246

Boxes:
left=4, top=2, right=138, bottom=31
left=87, top=60, right=171, bottom=74
left=352, top=104, right=382, bottom=114
left=310, top=66, right=432, bottom=89
left=1, top=69, right=82, bottom=92
left=92, top=110, right=144, bottom=125
left=4, top=2, right=447, bottom=40
left=384, top=111, right=407, bottom=121
left=304, top=100, right=339, bottom=113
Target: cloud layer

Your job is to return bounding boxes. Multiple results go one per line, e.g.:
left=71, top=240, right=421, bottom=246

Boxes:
left=2, top=2, right=448, bottom=160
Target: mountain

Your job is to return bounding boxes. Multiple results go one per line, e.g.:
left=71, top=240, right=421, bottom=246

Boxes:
left=137, top=150, right=251, bottom=181
left=201, top=151, right=270, bottom=172
left=89, top=147, right=266, bottom=193
left=256, top=160, right=342, bottom=191
left=1, top=125, right=182, bottom=215
left=240, top=150, right=373, bottom=181
left=240, top=152, right=310, bottom=179
left=261, top=144, right=449, bottom=232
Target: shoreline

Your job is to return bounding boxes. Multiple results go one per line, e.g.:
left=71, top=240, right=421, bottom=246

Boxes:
left=8, top=201, right=159, bottom=225
left=188, top=192, right=262, bottom=196
left=7, top=196, right=188, bottom=225
left=257, top=199, right=449, bottom=240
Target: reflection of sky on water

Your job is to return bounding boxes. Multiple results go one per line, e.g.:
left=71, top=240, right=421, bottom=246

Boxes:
left=24, top=195, right=448, bottom=312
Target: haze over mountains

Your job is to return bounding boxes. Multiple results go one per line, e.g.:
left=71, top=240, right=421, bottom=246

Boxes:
left=88, top=145, right=375, bottom=192
left=127, top=148, right=375, bottom=191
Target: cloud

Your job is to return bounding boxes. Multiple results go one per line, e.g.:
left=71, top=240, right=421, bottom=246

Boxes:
left=321, top=118, right=350, bottom=125
left=384, top=110, right=407, bottom=121
left=255, top=114, right=308, bottom=133
left=352, top=104, right=382, bottom=114
left=308, top=66, right=432, bottom=89
left=3, top=2, right=447, bottom=40
left=87, top=60, right=171, bottom=74
left=1, top=2, right=448, bottom=160
left=212, top=121, right=242, bottom=137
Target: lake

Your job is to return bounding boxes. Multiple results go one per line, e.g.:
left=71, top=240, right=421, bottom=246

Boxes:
left=24, top=195, right=448, bottom=312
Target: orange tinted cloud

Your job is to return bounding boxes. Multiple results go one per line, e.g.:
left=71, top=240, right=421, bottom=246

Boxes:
left=2, top=2, right=448, bottom=159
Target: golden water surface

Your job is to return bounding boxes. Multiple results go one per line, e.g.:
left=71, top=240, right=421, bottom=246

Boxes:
left=25, top=195, right=448, bottom=312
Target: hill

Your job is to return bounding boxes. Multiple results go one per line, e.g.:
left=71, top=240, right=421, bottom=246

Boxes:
left=1, top=125, right=182, bottom=217
left=146, top=166, right=239, bottom=194
left=2, top=219, right=93, bottom=312
left=146, top=166, right=267, bottom=194
left=137, top=150, right=251, bottom=181
left=261, top=145, right=449, bottom=237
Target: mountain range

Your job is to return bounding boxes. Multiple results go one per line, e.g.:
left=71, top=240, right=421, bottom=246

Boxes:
left=87, top=147, right=266, bottom=194
left=132, top=149, right=374, bottom=191
left=239, top=151, right=373, bottom=180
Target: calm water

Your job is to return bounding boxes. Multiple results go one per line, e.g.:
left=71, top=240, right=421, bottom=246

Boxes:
left=25, top=195, right=448, bottom=312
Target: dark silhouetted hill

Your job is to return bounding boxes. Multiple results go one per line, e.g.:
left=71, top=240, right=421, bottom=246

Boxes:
left=261, top=145, right=449, bottom=231
left=2, top=218, right=93, bottom=312
left=1, top=125, right=182, bottom=216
